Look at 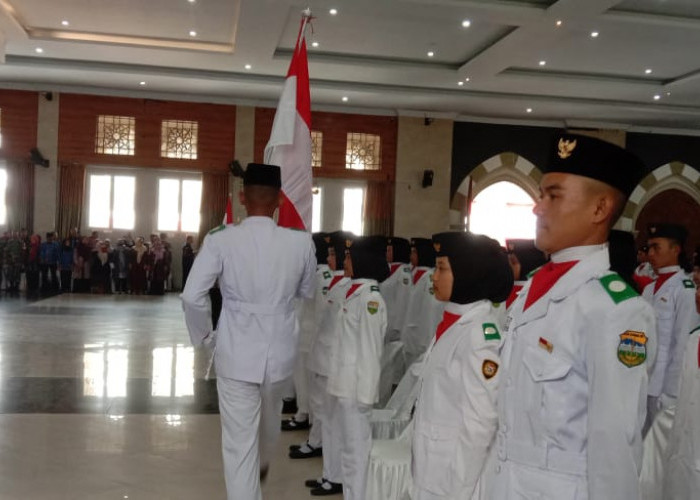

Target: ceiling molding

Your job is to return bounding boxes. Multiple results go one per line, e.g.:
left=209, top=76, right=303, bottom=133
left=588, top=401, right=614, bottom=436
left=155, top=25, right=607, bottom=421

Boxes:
left=604, top=9, right=700, bottom=30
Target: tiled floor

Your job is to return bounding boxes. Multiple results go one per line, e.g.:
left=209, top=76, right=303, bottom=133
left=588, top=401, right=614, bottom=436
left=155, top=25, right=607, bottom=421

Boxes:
left=0, top=293, right=323, bottom=499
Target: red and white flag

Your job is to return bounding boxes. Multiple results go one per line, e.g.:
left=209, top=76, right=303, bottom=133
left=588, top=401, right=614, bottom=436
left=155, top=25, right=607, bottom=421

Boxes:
left=222, top=194, right=233, bottom=224
left=264, top=13, right=313, bottom=231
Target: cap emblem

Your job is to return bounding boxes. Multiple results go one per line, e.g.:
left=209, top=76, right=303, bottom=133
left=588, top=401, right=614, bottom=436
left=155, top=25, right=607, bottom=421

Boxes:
left=557, top=138, right=577, bottom=159
left=433, top=242, right=441, bottom=252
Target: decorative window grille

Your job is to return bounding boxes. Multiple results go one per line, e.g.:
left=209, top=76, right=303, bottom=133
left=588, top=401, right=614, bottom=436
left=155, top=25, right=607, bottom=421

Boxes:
left=95, top=115, right=135, bottom=155
left=161, top=120, right=198, bottom=160
left=311, top=131, right=323, bottom=167
left=345, top=133, right=381, bottom=170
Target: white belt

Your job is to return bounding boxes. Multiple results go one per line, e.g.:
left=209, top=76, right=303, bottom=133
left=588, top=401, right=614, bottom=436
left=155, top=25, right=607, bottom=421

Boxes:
left=226, top=300, right=294, bottom=315
left=498, top=436, right=587, bottom=476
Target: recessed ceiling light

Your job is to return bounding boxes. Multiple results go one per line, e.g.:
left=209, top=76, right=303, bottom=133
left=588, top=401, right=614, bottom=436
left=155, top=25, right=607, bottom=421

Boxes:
left=188, top=0, right=196, bottom=3
left=461, top=19, right=471, bottom=28
left=458, top=81, right=464, bottom=86
left=465, top=77, right=470, bottom=82
left=61, top=20, right=69, bottom=26
left=341, top=96, right=348, bottom=102
left=311, top=41, right=319, bottom=48
left=526, top=108, right=533, bottom=113
left=139, top=81, right=146, bottom=86
left=645, top=68, right=652, bottom=74
left=244, top=64, right=252, bottom=70
left=189, top=30, right=197, bottom=37
left=539, top=60, right=546, bottom=66
left=329, top=8, right=338, bottom=15
left=35, top=47, right=44, bottom=54
left=427, top=51, right=435, bottom=57
left=556, top=20, right=562, bottom=27
left=590, top=31, right=599, bottom=38
left=653, top=94, right=661, bottom=100
left=666, top=92, right=671, bottom=96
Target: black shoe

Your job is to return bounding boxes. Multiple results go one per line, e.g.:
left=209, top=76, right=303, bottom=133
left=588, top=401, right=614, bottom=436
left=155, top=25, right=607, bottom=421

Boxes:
left=310, top=481, right=342, bottom=496
left=289, top=443, right=322, bottom=459
left=260, top=465, right=269, bottom=482
left=281, top=416, right=310, bottom=431
left=305, top=478, right=324, bottom=488
left=289, top=443, right=302, bottom=452
left=282, top=397, right=298, bottom=414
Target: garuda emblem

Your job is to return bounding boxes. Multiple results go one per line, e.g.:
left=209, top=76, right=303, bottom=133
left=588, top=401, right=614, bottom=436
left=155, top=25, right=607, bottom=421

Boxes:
left=557, top=138, right=577, bottom=159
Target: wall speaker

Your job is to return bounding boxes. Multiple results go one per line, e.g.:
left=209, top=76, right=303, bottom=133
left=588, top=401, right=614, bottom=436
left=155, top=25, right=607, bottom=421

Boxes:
left=30, top=148, right=50, bottom=168
left=421, top=169, right=434, bottom=188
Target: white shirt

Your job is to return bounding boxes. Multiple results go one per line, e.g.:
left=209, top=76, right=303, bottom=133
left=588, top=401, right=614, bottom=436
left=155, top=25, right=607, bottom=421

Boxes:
left=181, top=216, right=316, bottom=383
left=401, top=267, right=445, bottom=361
left=379, top=262, right=412, bottom=340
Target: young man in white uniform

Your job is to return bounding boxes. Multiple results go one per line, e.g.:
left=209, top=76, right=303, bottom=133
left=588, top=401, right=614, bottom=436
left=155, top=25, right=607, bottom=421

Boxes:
left=483, top=133, right=657, bottom=500
left=412, top=232, right=512, bottom=499
left=181, top=163, right=316, bottom=500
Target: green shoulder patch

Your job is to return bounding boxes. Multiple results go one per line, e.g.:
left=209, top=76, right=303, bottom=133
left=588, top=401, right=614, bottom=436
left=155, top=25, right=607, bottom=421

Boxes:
left=527, top=265, right=543, bottom=279
left=208, top=224, right=226, bottom=235
left=599, top=274, right=638, bottom=304
left=683, top=279, right=696, bottom=289
left=323, top=271, right=332, bottom=279
left=690, top=325, right=700, bottom=336
left=370, top=285, right=380, bottom=293
left=482, top=323, right=501, bottom=341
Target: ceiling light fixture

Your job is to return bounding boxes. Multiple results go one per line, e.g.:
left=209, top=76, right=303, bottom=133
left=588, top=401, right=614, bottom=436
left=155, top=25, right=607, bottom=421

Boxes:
left=465, top=77, right=470, bottom=82
left=539, top=60, right=546, bottom=66
left=342, top=96, right=348, bottom=102
left=35, top=47, right=44, bottom=54
left=461, top=19, right=471, bottom=28
left=189, top=30, right=197, bottom=37
left=666, top=92, right=671, bottom=96
left=244, top=64, right=252, bottom=70
left=653, top=94, right=661, bottom=100
left=427, top=51, right=435, bottom=57
left=311, top=41, right=319, bottom=48
left=556, top=20, right=562, bottom=27
left=61, top=20, right=69, bottom=26
left=645, top=68, right=652, bottom=74
left=139, top=81, right=146, bottom=86
left=329, top=8, right=338, bottom=15
left=590, top=31, right=599, bottom=38
left=188, top=0, right=196, bottom=3
left=526, top=108, right=533, bottom=113
left=458, top=81, right=464, bottom=86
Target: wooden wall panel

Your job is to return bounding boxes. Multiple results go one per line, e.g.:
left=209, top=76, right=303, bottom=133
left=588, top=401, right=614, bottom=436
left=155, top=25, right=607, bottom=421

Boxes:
left=0, top=90, right=39, bottom=161
left=254, top=108, right=397, bottom=182
left=58, top=94, right=236, bottom=173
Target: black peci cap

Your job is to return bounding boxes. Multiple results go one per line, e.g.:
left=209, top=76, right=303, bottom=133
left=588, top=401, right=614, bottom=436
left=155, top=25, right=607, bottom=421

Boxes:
left=388, top=237, right=410, bottom=263
left=349, top=236, right=390, bottom=283
left=647, top=223, right=688, bottom=246
left=543, top=133, right=645, bottom=197
left=244, top=163, right=282, bottom=188
left=312, top=232, right=329, bottom=265
left=432, top=231, right=513, bottom=304
left=411, top=237, right=435, bottom=267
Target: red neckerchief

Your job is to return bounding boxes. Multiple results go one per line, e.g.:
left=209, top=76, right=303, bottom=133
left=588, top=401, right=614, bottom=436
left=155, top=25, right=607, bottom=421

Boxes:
left=523, top=260, right=578, bottom=311
left=633, top=274, right=654, bottom=294
left=329, top=275, right=343, bottom=290
left=654, top=272, right=676, bottom=294
left=506, top=283, right=524, bottom=309
left=389, top=263, right=403, bottom=275
left=435, top=311, right=461, bottom=342
left=346, top=283, right=362, bottom=299
left=413, top=269, right=427, bottom=285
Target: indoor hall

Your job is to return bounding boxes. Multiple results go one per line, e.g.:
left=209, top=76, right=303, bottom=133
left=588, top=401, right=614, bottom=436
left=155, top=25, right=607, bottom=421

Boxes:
left=1, top=0, right=700, bottom=499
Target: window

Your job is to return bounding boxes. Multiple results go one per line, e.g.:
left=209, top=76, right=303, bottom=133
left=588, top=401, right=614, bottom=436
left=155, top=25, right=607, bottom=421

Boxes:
left=95, top=115, right=135, bottom=155
left=312, top=186, right=322, bottom=233
left=157, top=178, right=202, bottom=233
left=342, top=187, right=365, bottom=236
left=311, top=131, right=323, bottom=167
left=0, top=168, right=6, bottom=225
left=161, top=120, right=198, bottom=159
left=346, top=133, right=381, bottom=170
left=469, top=181, right=536, bottom=245
left=88, top=174, right=136, bottom=230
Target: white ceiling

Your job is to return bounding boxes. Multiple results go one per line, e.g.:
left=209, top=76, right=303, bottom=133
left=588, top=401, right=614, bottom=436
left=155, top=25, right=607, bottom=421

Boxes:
left=2, top=0, right=700, bottom=133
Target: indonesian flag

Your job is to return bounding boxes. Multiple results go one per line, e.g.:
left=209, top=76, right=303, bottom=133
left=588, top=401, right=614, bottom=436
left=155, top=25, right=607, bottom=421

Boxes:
left=264, top=14, right=313, bottom=231
left=223, top=194, right=233, bottom=224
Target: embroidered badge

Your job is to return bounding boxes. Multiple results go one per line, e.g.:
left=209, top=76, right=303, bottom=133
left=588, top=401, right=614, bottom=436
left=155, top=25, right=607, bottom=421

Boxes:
left=683, top=279, right=695, bottom=289
left=402, top=278, right=410, bottom=285
left=482, top=360, right=499, bottom=380
left=433, top=242, right=441, bottom=253
left=370, top=285, right=380, bottom=292
left=322, top=286, right=329, bottom=296
left=367, top=301, right=379, bottom=315
left=538, top=337, right=554, bottom=353
left=323, top=271, right=331, bottom=279
left=429, top=287, right=435, bottom=295
left=617, top=330, right=648, bottom=368
left=482, top=323, right=501, bottom=341
left=557, top=138, right=577, bottom=159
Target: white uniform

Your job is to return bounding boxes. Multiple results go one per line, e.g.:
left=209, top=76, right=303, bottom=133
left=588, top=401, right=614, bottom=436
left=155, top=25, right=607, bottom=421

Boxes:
left=327, top=279, right=387, bottom=500
left=181, top=216, right=316, bottom=500
left=412, top=300, right=502, bottom=500
left=402, top=267, right=445, bottom=367
left=640, top=267, right=699, bottom=499
left=484, top=244, right=657, bottom=500
left=664, top=326, right=700, bottom=500
left=380, top=262, right=413, bottom=341
left=308, top=270, right=350, bottom=483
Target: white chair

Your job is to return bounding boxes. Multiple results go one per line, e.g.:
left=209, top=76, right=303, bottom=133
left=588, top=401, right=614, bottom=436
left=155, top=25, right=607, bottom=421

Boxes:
left=371, top=355, right=423, bottom=440
left=366, top=419, right=413, bottom=500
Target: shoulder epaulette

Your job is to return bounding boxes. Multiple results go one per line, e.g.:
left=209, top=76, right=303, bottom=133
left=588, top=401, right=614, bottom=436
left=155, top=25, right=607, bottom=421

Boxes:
left=683, top=279, right=696, bottom=289
left=599, top=273, right=638, bottom=304
left=482, top=323, right=501, bottom=341
left=370, top=285, right=380, bottom=293
left=208, top=224, right=226, bottom=235
left=689, top=325, right=700, bottom=336
left=323, top=271, right=331, bottom=279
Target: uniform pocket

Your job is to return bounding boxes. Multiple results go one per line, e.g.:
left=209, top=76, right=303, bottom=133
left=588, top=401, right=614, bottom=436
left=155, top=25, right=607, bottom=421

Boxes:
left=522, top=345, right=572, bottom=382
left=413, top=423, right=458, bottom=495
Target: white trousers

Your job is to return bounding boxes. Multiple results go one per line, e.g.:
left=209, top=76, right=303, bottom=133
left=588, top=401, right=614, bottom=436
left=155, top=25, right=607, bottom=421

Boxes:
left=322, top=393, right=343, bottom=483
left=335, top=396, right=373, bottom=500
left=217, top=376, right=287, bottom=500
left=640, top=403, right=676, bottom=500
left=292, top=350, right=310, bottom=418
left=307, top=372, right=326, bottom=448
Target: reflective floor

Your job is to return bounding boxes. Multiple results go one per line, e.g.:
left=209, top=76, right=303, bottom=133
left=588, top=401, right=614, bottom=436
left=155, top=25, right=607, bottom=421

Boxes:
left=0, top=293, right=320, bottom=499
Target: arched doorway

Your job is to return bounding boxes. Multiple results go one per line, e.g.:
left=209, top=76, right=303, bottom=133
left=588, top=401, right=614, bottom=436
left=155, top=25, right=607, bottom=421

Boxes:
left=635, top=189, right=700, bottom=256
left=469, top=181, right=537, bottom=246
